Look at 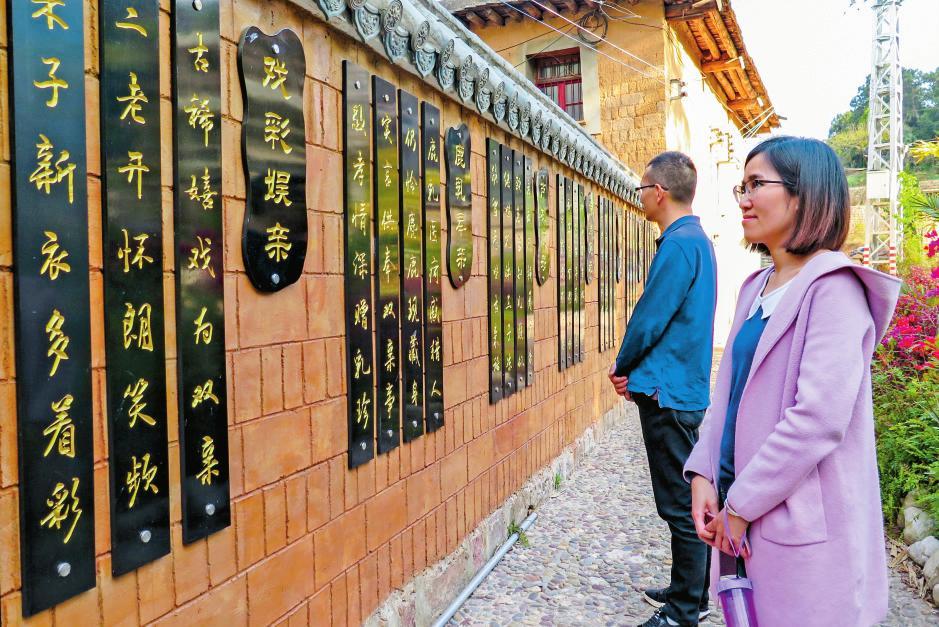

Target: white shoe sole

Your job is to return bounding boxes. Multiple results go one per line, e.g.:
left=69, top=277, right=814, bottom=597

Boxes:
left=642, top=594, right=711, bottom=622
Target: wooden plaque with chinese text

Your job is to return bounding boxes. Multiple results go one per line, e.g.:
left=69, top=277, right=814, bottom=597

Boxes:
left=173, top=0, right=231, bottom=542
left=556, top=174, right=566, bottom=370
left=535, top=168, right=550, bottom=287
left=486, top=139, right=503, bottom=403
left=500, top=145, right=516, bottom=394
left=523, top=157, right=535, bottom=385
left=445, top=125, right=472, bottom=289
left=421, top=102, right=445, bottom=432
left=512, top=152, right=526, bottom=391
left=10, top=0, right=96, bottom=614
left=238, top=27, right=308, bottom=292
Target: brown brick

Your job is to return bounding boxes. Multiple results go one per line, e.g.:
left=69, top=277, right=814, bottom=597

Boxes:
left=321, top=214, right=343, bottom=274
left=307, top=584, right=331, bottom=624
left=287, top=604, right=310, bottom=627
left=446, top=497, right=458, bottom=553
left=223, top=198, right=247, bottom=273
left=365, top=481, right=406, bottom=552
left=172, top=527, right=210, bottom=605
left=232, top=349, right=261, bottom=423
left=440, top=446, right=468, bottom=500
left=282, top=343, right=304, bottom=409
left=97, top=555, right=138, bottom=627
left=228, top=426, right=246, bottom=499
left=235, top=491, right=265, bottom=570
left=306, top=145, right=343, bottom=215
left=406, top=463, right=440, bottom=525
left=312, top=505, right=366, bottom=589
left=285, top=473, right=307, bottom=543
left=307, top=463, right=329, bottom=531
left=207, top=524, right=238, bottom=587
left=153, top=575, right=247, bottom=627
left=327, top=456, right=345, bottom=520
left=320, top=87, right=340, bottom=152
left=302, top=340, right=327, bottom=404
left=93, top=464, right=110, bottom=553
left=242, top=409, right=311, bottom=492
left=389, top=533, right=403, bottom=590
left=305, top=274, right=344, bottom=340
left=261, top=346, right=285, bottom=416
left=236, top=273, right=308, bottom=348
left=0, top=164, right=10, bottom=266
left=412, top=518, right=427, bottom=575
left=264, top=483, right=287, bottom=554
left=325, top=337, right=345, bottom=398
left=345, top=567, right=361, bottom=627
left=376, top=542, right=391, bottom=603
left=358, top=553, right=379, bottom=620
left=0, top=489, right=18, bottom=595
left=0, top=382, right=16, bottom=488
left=330, top=574, right=347, bottom=627
left=310, top=397, right=346, bottom=465
left=137, top=547, right=175, bottom=623
left=246, top=536, right=314, bottom=627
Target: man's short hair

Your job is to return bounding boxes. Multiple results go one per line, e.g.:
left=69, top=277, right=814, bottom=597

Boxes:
left=646, top=152, right=697, bottom=204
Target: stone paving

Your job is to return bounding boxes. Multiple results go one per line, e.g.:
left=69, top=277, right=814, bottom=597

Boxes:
left=449, top=402, right=939, bottom=627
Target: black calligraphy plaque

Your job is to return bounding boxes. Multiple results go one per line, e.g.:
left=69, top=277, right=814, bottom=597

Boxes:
left=556, top=174, right=566, bottom=370
left=422, top=103, right=445, bottom=432
left=445, top=125, right=472, bottom=288
left=564, top=178, right=574, bottom=368
left=173, top=0, right=231, bottom=546
left=10, top=0, right=95, bottom=614
left=524, top=157, right=535, bottom=385
left=343, top=62, right=375, bottom=467
left=238, top=27, right=307, bottom=292
left=571, top=182, right=580, bottom=364
left=100, top=0, right=170, bottom=573
left=584, top=192, right=595, bottom=285
left=576, top=183, right=585, bottom=363
left=399, top=90, right=424, bottom=443
left=374, top=76, right=401, bottom=454
left=615, top=204, right=623, bottom=284
left=501, top=145, right=516, bottom=394
left=486, top=140, right=503, bottom=403
left=535, top=168, right=550, bottom=286
left=513, top=152, right=526, bottom=391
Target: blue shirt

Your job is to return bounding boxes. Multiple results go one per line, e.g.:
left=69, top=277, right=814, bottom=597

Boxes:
left=718, top=305, right=769, bottom=491
left=613, top=215, right=717, bottom=411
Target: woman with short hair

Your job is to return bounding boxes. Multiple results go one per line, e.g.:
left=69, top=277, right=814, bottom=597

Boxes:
left=684, top=136, right=900, bottom=626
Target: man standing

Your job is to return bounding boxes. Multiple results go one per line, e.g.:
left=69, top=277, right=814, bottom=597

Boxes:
left=609, top=152, right=716, bottom=627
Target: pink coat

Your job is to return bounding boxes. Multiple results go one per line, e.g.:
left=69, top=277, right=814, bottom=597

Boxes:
left=684, top=251, right=901, bottom=626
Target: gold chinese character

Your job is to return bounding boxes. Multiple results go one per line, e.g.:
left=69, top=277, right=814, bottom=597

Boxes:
left=381, top=245, right=395, bottom=282
left=33, top=57, right=68, bottom=108
left=353, top=348, right=371, bottom=380
left=384, top=381, right=395, bottom=416
left=351, top=104, right=366, bottom=133
left=192, top=379, right=220, bottom=408
left=352, top=152, right=366, bottom=187
left=382, top=302, right=395, bottom=320
left=184, top=96, right=214, bottom=147
left=32, top=0, right=68, bottom=30
left=124, top=378, right=155, bottom=427
left=380, top=114, right=392, bottom=144
left=455, top=246, right=468, bottom=270
left=428, top=257, right=440, bottom=282
left=354, top=392, right=370, bottom=428
left=383, top=161, right=394, bottom=189
left=425, top=182, right=439, bottom=203
left=454, top=144, right=466, bottom=168
left=197, top=436, right=219, bottom=485
left=265, top=222, right=291, bottom=262
left=353, top=298, right=369, bottom=330
left=429, top=221, right=439, bottom=242
left=406, top=296, right=418, bottom=323
left=45, top=308, right=69, bottom=377
left=455, top=211, right=467, bottom=233
left=403, top=128, right=416, bottom=152
left=264, top=111, right=292, bottom=154
left=117, top=229, right=153, bottom=273
left=186, top=166, right=217, bottom=211
left=430, top=379, right=441, bottom=398
left=454, top=176, right=466, bottom=201
left=126, top=453, right=158, bottom=508
left=262, top=56, right=290, bottom=99
left=43, top=394, right=75, bottom=458
left=352, top=251, right=368, bottom=279
left=428, top=296, right=440, bottom=323
left=116, top=7, right=147, bottom=37
left=380, top=208, right=396, bottom=232
left=189, top=32, right=209, bottom=72
left=40, top=477, right=82, bottom=543
left=404, top=170, right=418, bottom=194
left=264, top=169, right=291, bottom=206
left=490, top=165, right=498, bottom=185
left=410, top=380, right=419, bottom=406
left=188, top=235, right=215, bottom=278
left=404, top=255, right=418, bottom=280
left=117, top=151, right=149, bottom=200
left=193, top=307, right=213, bottom=345
left=430, top=336, right=441, bottom=363
left=503, top=171, right=510, bottom=187
left=29, top=134, right=75, bottom=203
left=117, top=72, right=147, bottom=124
left=40, top=231, right=71, bottom=280
left=122, top=302, right=154, bottom=351
left=351, top=201, right=368, bottom=235
left=384, top=338, right=395, bottom=372
left=427, top=137, right=438, bottom=163
left=408, top=332, right=420, bottom=366
left=515, top=176, right=522, bottom=193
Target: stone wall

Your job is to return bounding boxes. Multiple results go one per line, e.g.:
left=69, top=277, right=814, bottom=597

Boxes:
left=0, top=0, right=632, bottom=624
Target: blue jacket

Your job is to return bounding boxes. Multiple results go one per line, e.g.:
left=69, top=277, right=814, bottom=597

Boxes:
left=613, top=215, right=716, bottom=411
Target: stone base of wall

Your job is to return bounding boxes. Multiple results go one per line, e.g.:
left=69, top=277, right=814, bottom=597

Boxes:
left=365, top=402, right=630, bottom=627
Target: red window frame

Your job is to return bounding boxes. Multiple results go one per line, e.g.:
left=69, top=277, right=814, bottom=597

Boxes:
left=532, top=48, right=583, bottom=121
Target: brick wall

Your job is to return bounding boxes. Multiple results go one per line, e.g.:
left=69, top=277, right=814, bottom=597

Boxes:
left=0, top=1, right=628, bottom=624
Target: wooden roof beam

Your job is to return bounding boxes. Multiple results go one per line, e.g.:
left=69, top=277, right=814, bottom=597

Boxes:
left=481, top=8, right=505, bottom=25
left=706, top=10, right=739, bottom=58
left=464, top=10, right=486, bottom=28
left=729, top=97, right=762, bottom=111
left=522, top=3, right=543, bottom=19
left=507, top=5, right=525, bottom=22
left=689, top=18, right=720, bottom=61
left=559, top=0, right=579, bottom=14
left=665, top=0, right=723, bottom=22
left=701, top=56, right=744, bottom=74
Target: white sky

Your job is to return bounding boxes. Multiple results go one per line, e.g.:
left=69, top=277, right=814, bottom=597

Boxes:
left=733, top=0, right=939, bottom=140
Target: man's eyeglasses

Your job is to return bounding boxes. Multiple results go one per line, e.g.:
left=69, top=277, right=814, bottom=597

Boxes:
left=636, top=183, right=669, bottom=193
left=733, top=179, right=786, bottom=203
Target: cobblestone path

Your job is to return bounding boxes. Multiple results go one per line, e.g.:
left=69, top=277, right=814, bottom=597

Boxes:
left=450, top=402, right=939, bottom=626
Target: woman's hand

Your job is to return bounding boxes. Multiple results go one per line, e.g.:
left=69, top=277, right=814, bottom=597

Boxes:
left=607, top=364, right=631, bottom=400
left=691, top=475, right=719, bottom=545
left=705, top=507, right=752, bottom=559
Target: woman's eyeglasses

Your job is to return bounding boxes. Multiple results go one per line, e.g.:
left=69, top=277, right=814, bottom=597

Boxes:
left=732, top=179, right=786, bottom=203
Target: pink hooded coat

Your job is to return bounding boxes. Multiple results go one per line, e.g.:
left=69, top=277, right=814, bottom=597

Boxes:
left=684, top=251, right=901, bottom=626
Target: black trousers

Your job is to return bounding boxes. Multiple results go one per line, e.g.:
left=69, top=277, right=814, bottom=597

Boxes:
left=634, top=393, right=710, bottom=626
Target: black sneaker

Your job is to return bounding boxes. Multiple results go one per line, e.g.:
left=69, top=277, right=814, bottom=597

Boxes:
left=642, top=588, right=710, bottom=622
left=637, top=608, right=678, bottom=627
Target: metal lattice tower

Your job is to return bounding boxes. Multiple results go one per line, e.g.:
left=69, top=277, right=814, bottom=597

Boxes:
left=864, top=0, right=904, bottom=274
